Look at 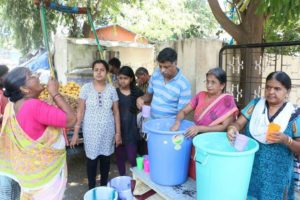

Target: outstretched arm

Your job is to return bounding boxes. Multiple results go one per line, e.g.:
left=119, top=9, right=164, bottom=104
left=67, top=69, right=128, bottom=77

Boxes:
left=171, top=104, right=194, bottom=131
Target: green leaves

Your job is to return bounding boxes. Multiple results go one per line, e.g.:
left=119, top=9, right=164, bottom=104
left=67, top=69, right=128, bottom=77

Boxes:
left=260, top=0, right=300, bottom=42
left=257, top=0, right=300, bottom=25
left=115, top=0, right=219, bottom=42
left=0, top=0, right=219, bottom=53
left=0, top=0, right=137, bottom=54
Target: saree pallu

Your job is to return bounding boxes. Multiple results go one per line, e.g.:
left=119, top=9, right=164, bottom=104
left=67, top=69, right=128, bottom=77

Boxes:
left=189, top=92, right=238, bottom=179
left=0, top=102, right=67, bottom=200
left=193, top=92, right=238, bottom=126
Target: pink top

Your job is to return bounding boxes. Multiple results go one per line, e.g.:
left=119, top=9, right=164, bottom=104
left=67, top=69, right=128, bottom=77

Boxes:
left=16, top=99, right=67, bottom=140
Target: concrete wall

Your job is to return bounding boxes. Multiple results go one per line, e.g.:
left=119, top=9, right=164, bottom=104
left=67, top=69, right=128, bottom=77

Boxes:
left=109, top=46, right=154, bottom=74
left=54, top=36, right=69, bottom=84
left=54, top=36, right=154, bottom=84
left=55, top=37, right=224, bottom=90
left=67, top=43, right=98, bottom=72
left=55, top=36, right=300, bottom=106
left=156, top=39, right=223, bottom=95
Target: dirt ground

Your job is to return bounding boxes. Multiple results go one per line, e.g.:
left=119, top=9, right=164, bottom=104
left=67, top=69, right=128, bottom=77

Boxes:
left=297, top=191, right=300, bottom=200
left=63, top=145, right=125, bottom=200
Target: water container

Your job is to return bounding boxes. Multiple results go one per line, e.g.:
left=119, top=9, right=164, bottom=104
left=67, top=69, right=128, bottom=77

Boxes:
left=83, top=186, right=118, bottom=200
left=193, top=132, right=259, bottom=200
left=0, top=176, right=20, bottom=200
left=144, top=118, right=194, bottom=186
left=108, top=176, right=133, bottom=200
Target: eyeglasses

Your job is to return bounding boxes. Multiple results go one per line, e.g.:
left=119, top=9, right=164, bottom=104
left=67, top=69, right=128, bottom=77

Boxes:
left=205, top=80, right=219, bottom=86
left=98, top=92, right=102, bottom=107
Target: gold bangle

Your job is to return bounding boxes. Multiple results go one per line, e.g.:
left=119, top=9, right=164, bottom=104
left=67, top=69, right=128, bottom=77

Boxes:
left=287, top=136, right=293, bottom=145
left=228, top=125, right=237, bottom=131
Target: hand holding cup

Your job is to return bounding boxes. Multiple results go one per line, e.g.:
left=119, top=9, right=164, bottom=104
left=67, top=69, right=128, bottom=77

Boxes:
left=266, top=123, right=281, bottom=143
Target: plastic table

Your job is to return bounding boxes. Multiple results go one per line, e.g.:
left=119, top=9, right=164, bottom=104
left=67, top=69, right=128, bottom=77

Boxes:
left=131, top=167, right=196, bottom=200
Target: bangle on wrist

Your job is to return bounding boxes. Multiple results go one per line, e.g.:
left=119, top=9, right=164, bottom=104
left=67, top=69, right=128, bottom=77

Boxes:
left=74, top=125, right=80, bottom=128
left=287, top=136, right=293, bottom=146
left=228, top=125, right=237, bottom=131
left=52, top=93, right=61, bottom=100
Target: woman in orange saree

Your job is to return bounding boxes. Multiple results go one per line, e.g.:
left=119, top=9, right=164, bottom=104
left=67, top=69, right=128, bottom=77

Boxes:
left=0, top=67, right=76, bottom=200
left=171, top=67, right=238, bottom=179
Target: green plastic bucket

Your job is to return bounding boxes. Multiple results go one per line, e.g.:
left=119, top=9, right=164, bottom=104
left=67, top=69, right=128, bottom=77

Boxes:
left=193, top=132, right=259, bottom=200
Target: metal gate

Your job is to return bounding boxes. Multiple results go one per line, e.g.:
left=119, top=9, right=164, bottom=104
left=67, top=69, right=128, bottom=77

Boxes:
left=219, top=41, right=300, bottom=108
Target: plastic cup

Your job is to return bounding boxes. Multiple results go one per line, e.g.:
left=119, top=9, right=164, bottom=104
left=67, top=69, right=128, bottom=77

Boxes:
left=136, top=157, right=144, bottom=170
left=266, top=123, right=281, bottom=140
left=38, top=70, right=50, bottom=85
left=143, top=159, right=150, bottom=173
left=234, top=134, right=249, bottom=152
left=142, top=105, right=151, bottom=118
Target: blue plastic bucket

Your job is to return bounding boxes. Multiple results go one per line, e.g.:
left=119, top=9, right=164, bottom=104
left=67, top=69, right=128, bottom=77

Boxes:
left=108, top=176, right=133, bottom=200
left=193, top=132, right=259, bottom=200
left=144, top=118, right=194, bottom=186
left=83, top=186, right=118, bottom=200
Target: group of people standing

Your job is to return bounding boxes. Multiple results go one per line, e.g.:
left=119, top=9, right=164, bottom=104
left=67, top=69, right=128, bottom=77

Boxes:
left=69, top=59, right=147, bottom=189
left=0, top=47, right=299, bottom=200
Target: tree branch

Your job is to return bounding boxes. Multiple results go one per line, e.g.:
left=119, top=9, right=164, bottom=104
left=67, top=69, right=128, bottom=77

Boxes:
left=92, top=0, right=101, bottom=19
left=243, top=0, right=265, bottom=40
left=232, top=2, right=242, bottom=23
left=207, top=0, right=243, bottom=42
left=232, top=0, right=240, bottom=5
left=244, top=0, right=261, bottom=23
left=226, top=0, right=242, bottom=23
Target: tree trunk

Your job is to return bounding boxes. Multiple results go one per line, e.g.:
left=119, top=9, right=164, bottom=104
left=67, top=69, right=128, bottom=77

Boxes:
left=82, top=0, right=101, bottom=38
left=237, top=7, right=265, bottom=105
left=208, top=0, right=266, bottom=106
left=82, top=21, right=91, bottom=38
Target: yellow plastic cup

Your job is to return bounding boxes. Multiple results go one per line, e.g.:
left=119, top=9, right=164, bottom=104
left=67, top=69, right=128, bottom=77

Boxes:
left=266, top=123, right=281, bottom=140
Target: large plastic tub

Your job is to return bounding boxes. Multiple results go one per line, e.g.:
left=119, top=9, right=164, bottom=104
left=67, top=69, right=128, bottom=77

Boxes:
left=193, top=132, right=259, bottom=200
left=144, top=118, right=194, bottom=186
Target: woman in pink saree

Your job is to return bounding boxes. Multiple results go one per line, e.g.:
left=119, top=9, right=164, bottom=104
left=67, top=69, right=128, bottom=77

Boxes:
left=0, top=67, right=76, bottom=200
left=171, top=67, right=238, bottom=179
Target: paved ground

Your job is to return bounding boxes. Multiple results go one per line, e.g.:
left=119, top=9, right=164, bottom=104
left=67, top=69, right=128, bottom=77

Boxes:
left=64, top=145, right=123, bottom=200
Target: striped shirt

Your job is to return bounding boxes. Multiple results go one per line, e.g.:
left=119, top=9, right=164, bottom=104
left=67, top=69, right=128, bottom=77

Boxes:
left=148, top=68, right=191, bottom=119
